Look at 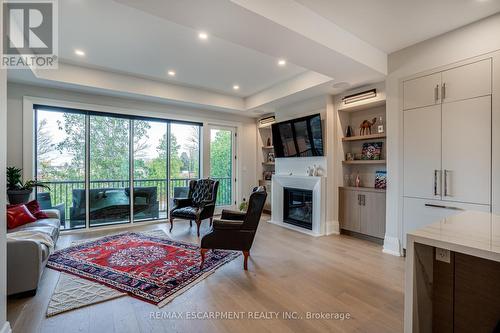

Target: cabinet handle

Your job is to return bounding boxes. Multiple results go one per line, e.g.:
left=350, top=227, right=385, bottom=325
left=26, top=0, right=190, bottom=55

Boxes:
left=434, top=84, right=439, bottom=102
left=444, top=169, right=449, bottom=196
left=360, top=195, right=366, bottom=206
left=357, top=194, right=361, bottom=206
left=425, top=203, right=463, bottom=211
left=442, top=83, right=446, bottom=100
left=434, top=170, right=438, bottom=196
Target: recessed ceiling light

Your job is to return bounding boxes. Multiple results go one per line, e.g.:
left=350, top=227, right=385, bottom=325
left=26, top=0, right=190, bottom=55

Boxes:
left=167, top=70, right=176, bottom=77
left=278, top=59, right=286, bottom=66
left=198, top=32, right=208, bottom=40
left=74, top=49, right=85, bottom=57
left=233, top=85, right=240, bottom=90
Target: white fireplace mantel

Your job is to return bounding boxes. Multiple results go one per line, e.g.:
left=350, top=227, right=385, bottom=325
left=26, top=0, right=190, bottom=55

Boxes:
left=270, top=174, right=330, bottom=236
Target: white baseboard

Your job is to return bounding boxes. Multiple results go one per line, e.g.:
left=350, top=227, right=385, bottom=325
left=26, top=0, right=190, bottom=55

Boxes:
left=325, top=220, right=340, bottom=235
left=383, top=235, right=402, bottom=256
left=0, top=322, right=12, bottom=333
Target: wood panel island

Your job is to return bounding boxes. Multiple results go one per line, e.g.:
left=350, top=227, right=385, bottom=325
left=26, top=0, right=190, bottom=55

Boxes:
left=405, top=211, right=500, bottom=333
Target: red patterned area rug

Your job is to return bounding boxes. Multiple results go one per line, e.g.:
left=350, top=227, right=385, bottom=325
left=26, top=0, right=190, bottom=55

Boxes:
left=47, top=232, right=240, bottom=307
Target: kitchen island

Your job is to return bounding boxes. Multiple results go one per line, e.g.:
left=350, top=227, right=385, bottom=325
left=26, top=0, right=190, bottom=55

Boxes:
left=404, top=211, right=500, bottom=333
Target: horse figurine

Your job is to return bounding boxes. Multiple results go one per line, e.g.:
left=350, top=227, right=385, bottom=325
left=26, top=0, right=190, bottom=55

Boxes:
left=359, top=117, right=377, bottom=135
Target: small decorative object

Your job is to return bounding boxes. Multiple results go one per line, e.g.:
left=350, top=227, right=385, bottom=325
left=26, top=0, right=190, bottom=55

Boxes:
left=355, top=173, right=361, bottom=187
left=359, top=117, right=377, bottom=135
left=377, top=116, right=385, bottom=134
left=375, top=170, right=387, bottom=189
left=361, top=142, right=383, bottom=160
left=239, top=198, right=248, bottom=212
left=263, top=171, right=273, bottom=180
left=354, top=153, right=363, bottom=160
left=345, top=125, right=354, bottom=137
left=6, top=167, right=49, bottom=204
left=266, top=137, right=272, bottom=147
left=313, top=165, right=323, bottom=177
left=267, top=152, right=275, bottom=162
left=306, top=166, right=314, bottom=176
left=346, top=152, right=354, bottom=161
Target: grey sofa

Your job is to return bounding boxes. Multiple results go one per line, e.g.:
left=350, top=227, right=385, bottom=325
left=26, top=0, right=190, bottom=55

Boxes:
left=7, top=209, right=61, bottom=296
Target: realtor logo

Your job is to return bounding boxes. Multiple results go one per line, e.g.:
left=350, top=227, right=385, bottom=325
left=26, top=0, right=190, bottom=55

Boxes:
left=2, top=0, right=58, bottom=68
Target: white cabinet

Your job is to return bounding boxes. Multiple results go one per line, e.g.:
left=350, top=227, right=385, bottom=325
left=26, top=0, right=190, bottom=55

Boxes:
left=442, top=96, right=491, bottom=205
left=403, top=73, right=441, bottom=110
left=402, top=59, right=492, bottom=248
left=402, top=197, right=490, bottom=248
left=403, top=105, right=442, bottom=199
left=442, top=59, right=492, bottom=103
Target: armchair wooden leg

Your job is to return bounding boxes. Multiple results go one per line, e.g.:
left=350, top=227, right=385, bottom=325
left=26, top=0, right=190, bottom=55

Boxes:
left=200, top=248, right=208, bottom=269
left=243, top=250, right=250, bottom=270
left=209, top=217, right=213, bottom=227
left=169, top=217, right=174, bottom=232
left=190, top=220, right=193, bottom=227
left=196, top=219, right=201, bottom=237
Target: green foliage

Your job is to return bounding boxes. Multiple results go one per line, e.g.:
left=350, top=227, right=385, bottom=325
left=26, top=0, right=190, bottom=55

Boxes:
left=7, top=166, right=49, bottom=191
left=210, top=130, right=232, bottom=178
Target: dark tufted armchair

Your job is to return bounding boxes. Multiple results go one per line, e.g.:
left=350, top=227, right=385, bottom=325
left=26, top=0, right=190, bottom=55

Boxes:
left=200, top=186, right=267, bottom=270
left=169, top=179, right=219, bottom=237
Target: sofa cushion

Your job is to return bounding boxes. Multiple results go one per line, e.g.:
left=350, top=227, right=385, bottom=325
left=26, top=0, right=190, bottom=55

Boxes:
left=7, top=205, right=37, bottom=229
left=8, top=221, right=60, bottom=240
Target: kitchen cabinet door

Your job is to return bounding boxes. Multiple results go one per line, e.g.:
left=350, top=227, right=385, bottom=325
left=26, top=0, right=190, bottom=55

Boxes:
left=339, top=189, right=360, bottom=232
left=442, top=96, right=491, bottom=205
left=403, top=73, right=441, bottom=110
left=442, top=59, right=491, bottom=103
left=403, top=105, right=442, bottom=199
left=360, top=192, right=386, bottom=239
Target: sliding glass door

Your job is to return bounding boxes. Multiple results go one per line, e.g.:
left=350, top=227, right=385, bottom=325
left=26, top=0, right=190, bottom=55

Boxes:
left=133, top=120, right=168, bottom=222
left=89, top=115, right=131, bottom=227
left=209, top=126, right=235, bottom=207
left=34, top=105, right=201, bottom=230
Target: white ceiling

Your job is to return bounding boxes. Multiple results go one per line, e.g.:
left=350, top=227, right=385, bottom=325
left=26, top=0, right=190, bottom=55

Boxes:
left=296, top=0, right=500, bottom=53
left=57, top=0, right=307, bottom=97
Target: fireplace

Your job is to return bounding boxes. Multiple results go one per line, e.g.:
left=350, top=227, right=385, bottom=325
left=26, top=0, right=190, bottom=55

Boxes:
left=283, top=187, right=313, bottom=230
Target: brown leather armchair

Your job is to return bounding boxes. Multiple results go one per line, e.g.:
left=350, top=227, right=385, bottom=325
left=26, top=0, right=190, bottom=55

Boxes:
left=200, top=186, right=267, bottom=270
left=169, top=179, right=219, bottom=237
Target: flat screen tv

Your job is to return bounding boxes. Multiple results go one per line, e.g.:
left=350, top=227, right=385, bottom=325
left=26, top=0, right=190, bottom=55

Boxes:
left=271, top=113, right=324, bottom=158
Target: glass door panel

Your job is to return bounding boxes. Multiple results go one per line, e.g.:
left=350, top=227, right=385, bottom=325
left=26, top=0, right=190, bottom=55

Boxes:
left=169, top=123, right=200, bottom=201
left=89, top=115, right=130, bottom=227
left=35, top=109, right=86, bottom=230
left=133, top=120, right=167, bottom=222
left=209, top=127, right=234, bottom=206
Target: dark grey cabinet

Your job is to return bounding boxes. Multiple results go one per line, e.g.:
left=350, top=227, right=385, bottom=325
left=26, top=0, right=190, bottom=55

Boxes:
left=339, top=187, right=386, bottom=239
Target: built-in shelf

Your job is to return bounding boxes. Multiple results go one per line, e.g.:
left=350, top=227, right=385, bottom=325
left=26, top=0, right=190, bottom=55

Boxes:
left=262, top=146, right=274, bottom=149
left=338, top=99, right=386, bottom=113
left=342, top=133, right=386, bottom=142
left=342, top=160, right=386, bottom=165
left=262, top=162, right=275, bottom=166
left=340, top=186, right=386, bottom=193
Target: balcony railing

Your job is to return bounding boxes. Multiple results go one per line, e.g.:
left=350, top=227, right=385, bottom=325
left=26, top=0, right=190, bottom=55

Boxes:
left=37, top=177, right=232, bottom=228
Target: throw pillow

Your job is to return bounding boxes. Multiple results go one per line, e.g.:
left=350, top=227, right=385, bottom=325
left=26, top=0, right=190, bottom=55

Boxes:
left=25, top=200, right=49, bottom=219
left=7, top=205, right=37, bottom=229
left=8, top=200, right=49, bottom=220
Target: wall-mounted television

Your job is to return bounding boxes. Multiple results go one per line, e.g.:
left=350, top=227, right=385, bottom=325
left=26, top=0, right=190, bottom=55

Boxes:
left=271, top=113, right=324, bottom=158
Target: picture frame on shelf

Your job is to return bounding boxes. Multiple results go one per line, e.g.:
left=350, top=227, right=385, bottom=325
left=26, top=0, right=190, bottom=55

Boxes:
left=375, top=170, right=387, bottom=189
left=361, top=142, right=383, bottom=160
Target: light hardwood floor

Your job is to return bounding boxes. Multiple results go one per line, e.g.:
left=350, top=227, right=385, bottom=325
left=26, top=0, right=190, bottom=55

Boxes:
left=7, top=216, right=405, bottom=333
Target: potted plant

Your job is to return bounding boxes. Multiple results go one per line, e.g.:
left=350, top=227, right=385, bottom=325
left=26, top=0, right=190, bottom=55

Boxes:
left=7, top=167, right=49, bottom=204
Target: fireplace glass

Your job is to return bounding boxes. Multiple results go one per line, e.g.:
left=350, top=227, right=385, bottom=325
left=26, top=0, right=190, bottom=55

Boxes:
left=283, top=187, right=313, bottom=230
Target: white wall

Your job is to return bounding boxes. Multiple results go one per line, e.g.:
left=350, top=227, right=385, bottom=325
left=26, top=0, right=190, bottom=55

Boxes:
left=6, top=82, right=258, bottom=207
left=385, top=13, right=500, bottom=255
left=0, top=1, right=10, bottom=331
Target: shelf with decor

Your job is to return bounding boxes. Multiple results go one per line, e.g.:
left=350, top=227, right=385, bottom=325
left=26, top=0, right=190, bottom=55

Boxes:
left=342, top=160, right=386, bottom=165
left=257, top=115, right=276, bottom=213
left=342, top=133, right=386, bottom=142
left=337, top=84, right=387, bottom=243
